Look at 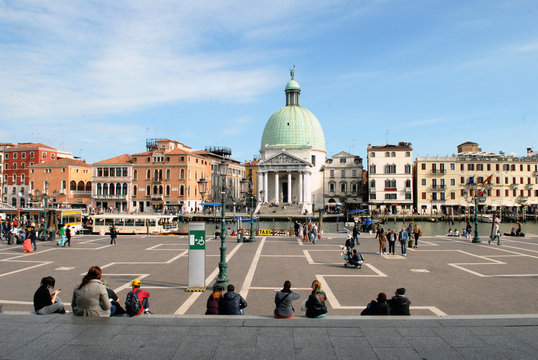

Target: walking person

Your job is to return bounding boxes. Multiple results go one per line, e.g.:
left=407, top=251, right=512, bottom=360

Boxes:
left=57, top=223, right=66, bottom=247
left=274, top=280, right=300, bottom=319
left=65, top=226, right=72, bottom=247
left=398, top=228, right=408, bottom=256
left=378, top=228, right=386, bottom=255
left=465, top=222, right=472, bottom=241
left=413, top=224, right=421, bottom=248
left=387, top=229, right=396, bottom=255
left=352, top=222, right=360, bottom=246
left=489, top=219, right=501, bottom=245
left=29, top=226, right=37, bottom=252
left=110, top=224, right=118, bottom=245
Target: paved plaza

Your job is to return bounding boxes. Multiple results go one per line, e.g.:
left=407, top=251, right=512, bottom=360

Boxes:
left=1, top=230, right=537, bottom=316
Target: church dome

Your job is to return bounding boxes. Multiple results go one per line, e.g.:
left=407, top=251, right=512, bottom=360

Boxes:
left=261, top=73, right=326, bottom=151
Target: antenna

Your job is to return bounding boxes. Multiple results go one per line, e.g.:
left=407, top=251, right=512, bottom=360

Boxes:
left=385, top=130, right=390, bottom=144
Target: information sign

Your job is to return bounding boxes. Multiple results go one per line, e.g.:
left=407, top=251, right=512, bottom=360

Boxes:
left=188, top=222, right=205, bottom=291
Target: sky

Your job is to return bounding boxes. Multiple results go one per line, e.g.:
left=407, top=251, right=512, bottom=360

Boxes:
left=1, top=0, right=537, bottom=164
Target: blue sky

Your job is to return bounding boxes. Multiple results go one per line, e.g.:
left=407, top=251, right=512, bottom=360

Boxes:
left=1, top=0, right=537, bottom=163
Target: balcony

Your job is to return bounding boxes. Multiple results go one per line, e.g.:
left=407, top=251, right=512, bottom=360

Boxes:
left=384, top=187, right=397, bottom=191
left=431, top=169, right=446, bottom=174
left=431, top=184, right=446, bottom=189
left=152, top=177, right=163, bottom=184
left=71, top=190, right=91, bottom=195
left=151, top=194, right=163, bottom=200
left=94, top=194, right=127, bottom=200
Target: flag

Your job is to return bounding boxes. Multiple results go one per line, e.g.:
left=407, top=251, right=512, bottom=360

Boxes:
left=482, top=174, right=493, bottom=186
left=466, top=176, right=475, bottom=186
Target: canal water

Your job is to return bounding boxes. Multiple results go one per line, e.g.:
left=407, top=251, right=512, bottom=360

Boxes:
left=181, top=219, right=538, bottom=237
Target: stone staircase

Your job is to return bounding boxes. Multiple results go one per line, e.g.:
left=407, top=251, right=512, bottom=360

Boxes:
left=256, top=203, right=304, bottom=216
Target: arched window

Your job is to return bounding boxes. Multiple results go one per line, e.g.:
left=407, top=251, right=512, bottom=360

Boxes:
left=97, top=183, right=102, bottom=195
left=385, top=152, right=390, bottom=157
left=133, top=185, right=137, bottom=197
left=13, top=174, right=16, bottom=183
left=166, top=185, right=170, bottom=196
left=153, top=185, right=158, bottom=194
left=85, top=182, right=91, bottom=191
left=180, top=169, right=185, bottom=179
left=116, top=183, right=121, bottom=195
left=179, top=185, right=184, bottom=196
left=21, top=174, right=25, bottom=183
left=166, top=169, right=171, bottom=179
left=405, top=179, right=411, bottom=187
left=78, top=181, right=85, bottom=191
left=70, top=180, right=76, bottom=190
left=109, top=183, right=115, bottom=195
left=370, top=180, right=375, bottom=188
left=20, top=198, right=25, bottom=207
left=103, top=183, right=108, bottom=195
left=122, top=183, right=127, bottom=195
left=146, top=185, right=150, bottom=196
left=133, top=170, right=137, bottom=180
left=159, top=185, right=163, bottom=194
left=195, top=171, right=198, bottom=180
left=61, top=180, right=66, bottom=190
left=11, top=197, right=17, bottom=206
left=154, top=169, right=159, bottom=180
left=158, top=169, right=162, bottom=180
left=146, top=170, right=150, bottom=179
left=340, top=182, right=347, bottom=193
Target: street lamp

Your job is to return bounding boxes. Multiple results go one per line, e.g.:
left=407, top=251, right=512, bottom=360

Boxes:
left=240, top=177, right=256, bottom=242
left=215, top=161, right=229, bottom=288
left=197, top=177, right=207, bottom=213
left=30, top=185, right=58, bottom=241
left=465, top=183, right=488, bottom=244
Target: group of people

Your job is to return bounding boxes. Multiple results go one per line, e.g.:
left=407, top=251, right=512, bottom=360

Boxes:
left=294, top=218, right=320, bottom=244
left=375, top=222, right=421, bottom=256
left=2, top=219, right=39, bottom=251
left=360, top=288, right=411, bottom=316
left=33, top=266, right=150, bottom=318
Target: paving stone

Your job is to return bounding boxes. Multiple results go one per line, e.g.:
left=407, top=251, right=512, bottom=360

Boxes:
left=478, top=335, right=537, bottom=359
left=455, top=346, right=509, bottom=360
left=254, top=343, right=296, bottom=360
left=406, top=336, right=463, bottom=360
left=214, top=347, right=256, bottom=360
left=295, top=346, right=338, bottom=360
left=396, top=326, right=437, bottom=337
left=327, top=327, right=365, bottom=337
left=330, top=337, right=378, bottom=360
left=258, top=327, right=294, bottom=338
left=432, top=327, right=486, bottom=347
left=294, top=328, right=331, bottom=348
left=373, top=347, right=422, bottom=360
left=5, top=331, right=79, bottom=360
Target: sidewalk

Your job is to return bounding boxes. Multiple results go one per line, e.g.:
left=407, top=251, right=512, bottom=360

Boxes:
left=0, top=313, right=536, bottom=359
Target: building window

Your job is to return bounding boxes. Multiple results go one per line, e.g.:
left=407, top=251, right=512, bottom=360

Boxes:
left=468, top=164, right=474, bottom=171
left=42, top=152, right=47, bottom=159
left=166, top=169, right=171, bottom=179
left=133, top=185, right=137, bottom=197
left=133, top=170, right=137, bottom=180
left=405, top=152, right=410, bottom=157
left=385, top=152, right=390, bottom=157
left=340, top=158, right=346, bottom=164
left=451, top=179, right=455, bottom=186
left=329, top=183, right=335, bottom=192
left=384, top=164, right=396, bottom=174
left=391, top=152, right=396, bottom=157
left=405, top=164, right=411, bottom=174
left=385, top=193, right=397, bottom=200
left=421, top=179, right=426, bottom=186
left=370, top=180, right=375, bottom=188
left=421, top=192, right=426, bottom=199
left=370, top=194, right=376, bottom=200
left=340, top=182, right=346, bottom=193
left=369, top=165, right=376, bottom=174
left=371, top=152, right=375, bottom=157
left=146, top=170, right=151, bottom=179
left=146, top=185, right=150, bottom=196
left=180, top=169, right=185, bottom=179
left=341, top=170, right=345, bottom=178
left=311, top=155, right=316, bottom=166
left=352, top=170, right=357, bottom=177
left=405, top=179, right=411, bottom=188
left=352, top=182, right=357, bottom=193
left=166, top=185, right=171, bottom=196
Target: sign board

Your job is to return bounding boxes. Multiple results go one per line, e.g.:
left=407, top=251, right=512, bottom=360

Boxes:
left=188, top=222, right=205, bottom=290
left=258, top=229, right=271, bottom=235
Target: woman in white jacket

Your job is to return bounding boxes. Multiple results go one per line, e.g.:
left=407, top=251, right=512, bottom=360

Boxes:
left=72, top=266, right=111, bottom=317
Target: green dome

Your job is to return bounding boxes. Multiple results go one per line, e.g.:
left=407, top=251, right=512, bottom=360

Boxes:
left=261, top=106, right=326, bottom=150
left=285, top=79, right=300, bottom=91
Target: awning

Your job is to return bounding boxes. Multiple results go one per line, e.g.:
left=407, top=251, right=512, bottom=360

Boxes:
left=325, top=202, right=342, bottom=206
left=201, top=203, right=220, bottom=207
left=348, top=209, right=367, bottom=215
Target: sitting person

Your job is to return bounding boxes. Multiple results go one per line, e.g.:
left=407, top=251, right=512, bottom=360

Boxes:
left=462, top=228, right=467, bottom=237
left=305, top=280, right=327, bottom=318
left=454, top=229, right=459, bottom=237
left=71, top=266, right=111, bottom=317
left=387, top=288, right=411, bottom=315
left=447, top=228, right=453, bottom=236
left=33, top=276, right=66, bottom=315
left=344, top=235, right=354, bottom=250
left=346, top=249, right=364, bottom=268
left=218, top=284, right=247, bottom=315
left=102, top=279, right=125, bottom=316
left=360, top=292, right=389, bottom=316
left=125, top=279, right=151, bottom=316
left=510, top=227, right=516, bottom=236
left=274, top=280, right=300, bottom=319
left=205, top=285, right=223, bottom=315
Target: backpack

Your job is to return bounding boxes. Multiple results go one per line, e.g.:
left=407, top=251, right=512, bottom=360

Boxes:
left=125, top=289, right=141, bottom=316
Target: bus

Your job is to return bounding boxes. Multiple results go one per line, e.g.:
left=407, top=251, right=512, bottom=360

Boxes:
left=0, top=208, right=83, bottom=236
left=88, top=214, right=178, bottom=234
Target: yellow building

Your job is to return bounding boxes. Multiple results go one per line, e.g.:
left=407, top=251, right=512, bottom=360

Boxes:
left=414, top=142, right=538, bottom=215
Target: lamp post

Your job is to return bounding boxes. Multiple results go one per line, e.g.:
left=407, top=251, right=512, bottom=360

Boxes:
left=197, top=178, right=207, bottom=214
left=240, top=177, right=256, bottom=242
left=215, top=161, right=229, bottom=288
left=465, top=183, right=487, bottom=244
left=30, top=185, right=57, bottom=241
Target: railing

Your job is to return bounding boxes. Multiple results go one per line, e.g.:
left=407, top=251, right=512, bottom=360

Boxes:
left=431, top=169, right=446, bottom=174
left=432, top=184, right=445, bottom=189
left=94, top=194, right=127, bottom=200
left=71, top=190, right=91, bottom=195
left=151, top=194, right=163, bottom=200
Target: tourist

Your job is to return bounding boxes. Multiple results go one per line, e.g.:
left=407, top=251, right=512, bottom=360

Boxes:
left=9, top=225, right=20, bottom=245
left=294, top=221, right=300, bottom=237
left=413, top=224, right=421, bottom=248
left=102, top=280, right=125, bottom=316
left=344, top=234, right=354, bottom=250
left=387, top=229, right=396, bottom=255
left=489, top=218, right=501, bottom=245
left=305, top=280, right=327, bottom=318
left=65, top=226, right=72, bottom=247
left=447, top=228, right=453, bottom=236
left=109, top=224, right=118, bottom=245
left=465, top=222, right=472, bottom=240
left=71, top=266, right=111, bottom=317
left=29, top=226, right=37, bottom=251
left=516, top=221, right=524, bottom=236
left=346, top=249, right=363, bottom=268
left=274, top=280, right=300, bottom=319
left=125, top=279, right=151, bottom=316
left=33, top=276, right=66, bottom=315
left=360, top=292, right=389, bottom=316
left=378, top=228, right=386, bottom=255
left=57, top=223, right=66, bottom=247
left=206, top=285, right=223, bottom=315
left=387, top=288, right=411, bottom=315
left=307, top=219, right=314, bottom=243
left=352, top=222, right=360, bottom=245
left=219, top=284, right=247, bottom=315
left=398, top=228, right=408, bottom=256
left=303, top=222, right=309, bottom=242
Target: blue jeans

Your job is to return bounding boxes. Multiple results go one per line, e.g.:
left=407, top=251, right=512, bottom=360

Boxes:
left=400, top=241, right=407, bottom=255
left=491, top=235, right=500, bottom=245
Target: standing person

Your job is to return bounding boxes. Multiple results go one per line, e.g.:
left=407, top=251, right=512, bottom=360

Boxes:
left=413, top=224, right=421, bottom=248
left=65, top=226, right=72, bottom=247
left=489, top=219, right=501, bottom=245
left=352, top=223, right=360, bottom=246
left=387, top=288, right=411, bottom=315
left=360, top=292, right=389, bottom=316
left=294, top=221, right=300, bottom=237
left=398, top=228, right=408, bottom=256
left=29, top=226, right=37, bottom=252
left=109, top=224, right=118, bottom=245
left=206, top=285, right=223, bottom=315
left=57, top=224, right=66, bottom=247
left=465, top=222, right=472, bottom=241
left=307, top=219, right=314, bottom=243
left=303, top=222, right=309, bottom=243
left=305, top=280, right=327, bottom=318
left=219, top=284, right=247, bottom=315
left=125, top=279, right=151, bottom=316
left=33, top=276, right=66, bottom=314
left=312, top=222, right=319, bottom=245
left=407, top=222, right=414, bottom=238
left=378, top=228, right=386, bottom=255
left=71, top=266, right=111, bottom=318
left=387, top=229, right=396, bottom=255
left=274, top=280, right=300, bottom=319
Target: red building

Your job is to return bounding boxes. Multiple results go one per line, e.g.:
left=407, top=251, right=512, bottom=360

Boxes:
left=3, top=143, right=58, bottom=207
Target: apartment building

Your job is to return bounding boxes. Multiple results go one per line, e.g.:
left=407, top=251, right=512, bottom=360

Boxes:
left=0, top=143, right=14, bottom=204
left=30, top=158, right=92, bottom=207
left=322, top=151, right=364, bottom=210
left=92, top=154, right=133, bottom=213
left=3, top=143, right=59, bottom=207
left=415, top=142, right=538, bottom=215
left=367, top=142, right=413, bottom=214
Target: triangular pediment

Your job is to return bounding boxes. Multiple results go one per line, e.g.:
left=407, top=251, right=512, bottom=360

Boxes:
left=260, top=152, right=311, bottom=166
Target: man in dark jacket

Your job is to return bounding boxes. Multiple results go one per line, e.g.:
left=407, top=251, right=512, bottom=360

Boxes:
left=218, top=284, right=247, bottom=315
left=387, top=288, right=411, bottom=315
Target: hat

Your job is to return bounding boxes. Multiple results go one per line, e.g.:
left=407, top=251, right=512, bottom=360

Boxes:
left=132, top=279, right=141, bottom=286
left=347, top=234, right=352, bottom=239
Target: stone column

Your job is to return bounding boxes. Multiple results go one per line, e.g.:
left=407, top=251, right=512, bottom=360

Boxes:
left=257, top=171, right=263, bottom=201
left=264, top=172, right=268, bottom=203
left=304, top=172, right=311, bottom=203
left=299, top=171, right=303, bottom=203
left=287, top=172, right=292, bottom=204
left=274, top=172, right=279, bottom=204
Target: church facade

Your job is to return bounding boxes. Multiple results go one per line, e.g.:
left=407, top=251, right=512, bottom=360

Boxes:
left=257, top=71, right=326, bottom=213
